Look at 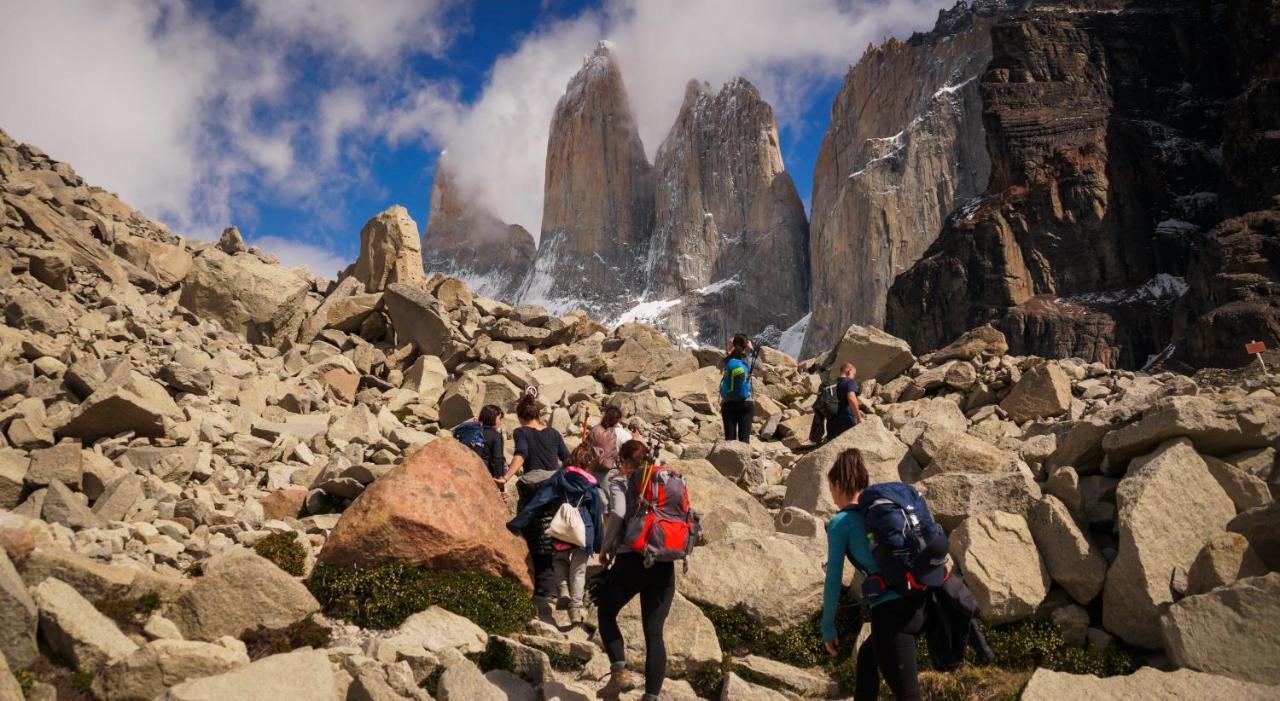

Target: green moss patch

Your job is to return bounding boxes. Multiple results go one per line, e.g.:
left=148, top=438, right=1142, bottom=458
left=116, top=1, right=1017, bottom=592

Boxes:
left=307, top=562, right=534, bottom=634
left=253, top=532, right=307, bottom=576
left=981, top=619, right=1137, bottom=677
left=241, top=616, right=332, bottom=660
left=93, top=592, right=160, bottom=637
left=698, top=593, right=859, bottom=669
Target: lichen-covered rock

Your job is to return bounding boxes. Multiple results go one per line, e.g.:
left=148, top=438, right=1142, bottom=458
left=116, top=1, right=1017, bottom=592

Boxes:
left=166, top=550, right=320, bottom=641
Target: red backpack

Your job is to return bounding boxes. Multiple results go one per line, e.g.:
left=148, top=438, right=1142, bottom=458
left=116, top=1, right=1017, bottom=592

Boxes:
left=623, top=464, right=701, bottom=568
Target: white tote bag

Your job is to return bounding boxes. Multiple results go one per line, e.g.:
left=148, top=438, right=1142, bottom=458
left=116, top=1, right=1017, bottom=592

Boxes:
left=547, top=496, right=587, bottom=548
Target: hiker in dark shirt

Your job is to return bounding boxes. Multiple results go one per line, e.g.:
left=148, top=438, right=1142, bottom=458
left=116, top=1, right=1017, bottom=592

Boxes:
left=498, top=387, right=569, bottom=490
left=477, top=404, right=507, bottom=479
left=827, top=362, right=865, bottom=440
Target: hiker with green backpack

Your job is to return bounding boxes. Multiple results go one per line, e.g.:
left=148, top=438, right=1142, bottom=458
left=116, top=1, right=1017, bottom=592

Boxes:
left=719, top=334, right=756, bottom=442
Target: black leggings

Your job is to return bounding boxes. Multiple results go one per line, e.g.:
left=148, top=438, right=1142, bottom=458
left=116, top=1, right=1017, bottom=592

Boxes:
left=531, top=552, right=558, bottom=599
left=855, top=595, right=926, bottom=701
left=596, top=553, right=675, bottom=696
left=721, top=401, right=754, bottom=442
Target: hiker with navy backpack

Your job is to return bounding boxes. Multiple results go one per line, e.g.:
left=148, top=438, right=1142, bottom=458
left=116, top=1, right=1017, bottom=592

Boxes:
left=719, top=334, right=756, bottom=442
left=827, top=363, right=865, bottom=441
left=507, top=442, right=603, bottom=627
left=453, top=405, right=507, bottom=490
left=595, top=439, right=700, bottom=700
left=822, top=448, right=950, bottom=701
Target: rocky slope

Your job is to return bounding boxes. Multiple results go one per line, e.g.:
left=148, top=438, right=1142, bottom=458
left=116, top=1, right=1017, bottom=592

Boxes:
left=639, top=78, right=809, bottom=347
left=886, top=0, right=1241, bottom=368
left=2, top=125, right=1280, bottom=699
left=800, top=0, right=1013, bottom=358
left=522, top=41, right=655, bottom=319
left=421, top=158, right=535, bottom=302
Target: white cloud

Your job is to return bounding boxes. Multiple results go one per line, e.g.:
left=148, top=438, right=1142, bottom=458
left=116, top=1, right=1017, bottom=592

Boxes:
left=251, top=235, right=350, bottom=279
left=388, top=0, right=954, bottom=238
left=246, top=0, right=459, bottom=61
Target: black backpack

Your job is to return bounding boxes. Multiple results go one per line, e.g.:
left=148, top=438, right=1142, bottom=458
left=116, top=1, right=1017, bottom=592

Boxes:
left=852, top=482, right=950, bottom=599
left=814, top=379, right=841, bottom=418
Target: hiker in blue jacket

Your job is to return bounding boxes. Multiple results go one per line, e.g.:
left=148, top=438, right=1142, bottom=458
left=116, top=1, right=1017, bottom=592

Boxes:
left=718, top=334, right=755, bottom=442
left=507, top=443, right=602, bottom=626
left=822, top=448, right=926, bottom=701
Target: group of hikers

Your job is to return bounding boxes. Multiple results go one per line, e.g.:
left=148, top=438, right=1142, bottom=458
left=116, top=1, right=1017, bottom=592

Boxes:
left=452, top=335, right=990, bottom=701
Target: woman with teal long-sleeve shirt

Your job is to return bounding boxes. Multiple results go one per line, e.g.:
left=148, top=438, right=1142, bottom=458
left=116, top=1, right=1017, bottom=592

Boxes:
left=822, top=449, right=925, bottom=701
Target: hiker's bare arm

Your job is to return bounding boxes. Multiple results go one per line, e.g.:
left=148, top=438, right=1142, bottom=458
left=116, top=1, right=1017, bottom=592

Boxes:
left=848, top=391, right=864, bottom=421
left=501, top=454, right=524, bottom=482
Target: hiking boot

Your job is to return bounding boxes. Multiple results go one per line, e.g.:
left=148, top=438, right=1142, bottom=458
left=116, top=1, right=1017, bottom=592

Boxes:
left=596, top=666, right=637, bottom=699
left=569, top=607, right=586, bottom=626
left=533, top=596, right=557, bottom=625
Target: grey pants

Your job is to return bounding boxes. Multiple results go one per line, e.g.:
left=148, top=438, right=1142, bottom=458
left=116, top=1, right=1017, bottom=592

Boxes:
left=553, top=549, right=590, bottom=609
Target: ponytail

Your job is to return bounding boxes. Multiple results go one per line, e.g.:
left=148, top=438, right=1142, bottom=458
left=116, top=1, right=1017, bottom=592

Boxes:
left=516, top=386, right=543, bottom=423
left=827, top=448, right=869, bottom=499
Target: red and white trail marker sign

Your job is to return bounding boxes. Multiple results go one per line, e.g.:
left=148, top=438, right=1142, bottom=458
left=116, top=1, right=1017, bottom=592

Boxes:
left=1246, top=340, right=1269, bottom=374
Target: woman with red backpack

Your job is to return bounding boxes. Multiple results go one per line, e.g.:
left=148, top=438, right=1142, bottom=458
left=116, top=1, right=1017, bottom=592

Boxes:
left=594, top=439, right=692, bottom=701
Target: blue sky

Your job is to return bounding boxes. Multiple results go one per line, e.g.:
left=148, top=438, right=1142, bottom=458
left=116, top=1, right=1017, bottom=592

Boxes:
left=0, top=0, right=951, bottom=276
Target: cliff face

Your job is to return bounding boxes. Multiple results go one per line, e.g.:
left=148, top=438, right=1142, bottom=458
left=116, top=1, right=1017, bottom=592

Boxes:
left=887, top=0, right=1233, bottom=368
left=800, top=0, right=1013, bottom=358
left=1173, top=0, right=1280, bottom=368
left=522, top=42, right=655, bottom=318
left=638, top=78, right=809, bottom=346
left=422, top=159, right=534, bottom=302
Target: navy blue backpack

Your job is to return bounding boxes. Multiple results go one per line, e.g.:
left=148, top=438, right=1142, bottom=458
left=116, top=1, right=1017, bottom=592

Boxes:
left=853, top=482, right=950, bottom=598
left=452, top=421, right=486, bottom=453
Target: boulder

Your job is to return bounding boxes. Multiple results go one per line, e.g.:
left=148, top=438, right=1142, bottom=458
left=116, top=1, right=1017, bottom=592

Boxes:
left=0, top=450, right=27, bottom=509
left=601, top=324, right=697, bottom=387
left=1227, top=501, right=1280, bottom=570
left=438, top=375, right=485, bottom=429
left=88, top=470, right=142, bottom=519
left=0, top=548, right=38, bottom=669
left=783, top=417, right=908, bottom=517
left=353, top=205, right=425, bottom=292
left=667, top=459, right=773, bottom=542
left=384, top=284, right=457, bottom=361
left=119, top=444, right=201, bottom=483
left=829, top=324, right=915, bottom=383
left=1102, top=396, right=1280, bottom=462
left=1186, top=533, right=1267, bottom=596
left=1204, top=455, right=1272, bottom=514
left=41, top=481, right=102, bottom=530
left=166, top=550, right=320, bottom=641
left=657, top=367, right=721, bottom=414
left=32, top=577, right=139, bottom=671
left=1027, top=496, right=1107, bottom=605
left=25, top=442, right=82, bottom=490
left=917, top=469, right=1042, bottom=531
left=949, top=511, right=1049, bottom=624
left=618, top=593, right=720, bottom=676
left=179, top=247, right=310, bottom=346
left=403, top=355, right=448, bottom=398
left=1021, top=667, right=1280, bottom=700
left=103, top=639, right=249, bottom=701
left=999, top=363, right=1072, bottom=424
left=113, top=234, right=193, bottom=288
left=680, top=527, right=824, bottom=629
left=383, top=606, right=487, bottom=655
left=1161, top=574, right=1280, bottom=685
left=17, top=547, right=189, bottom=604
left=437, top=656, right=504, bottom=701
left=913, top=429, right=1019, bottom=477
left=0, top=653, right=23, bottom=701
left=931, top=323, right=1008, bottom=362
left=318, top=439, right=531, bottom=589
left=705, top=441, right=752, bottom=481
left=58, top=364, right=182, bottom=440
left=734, top=655, right=836, bottom=698
left=720, top=672, right=790, bottom=701
left=161, top=648, right=338, bottom=701
left=1103, top=438, right=1235, bottom=649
